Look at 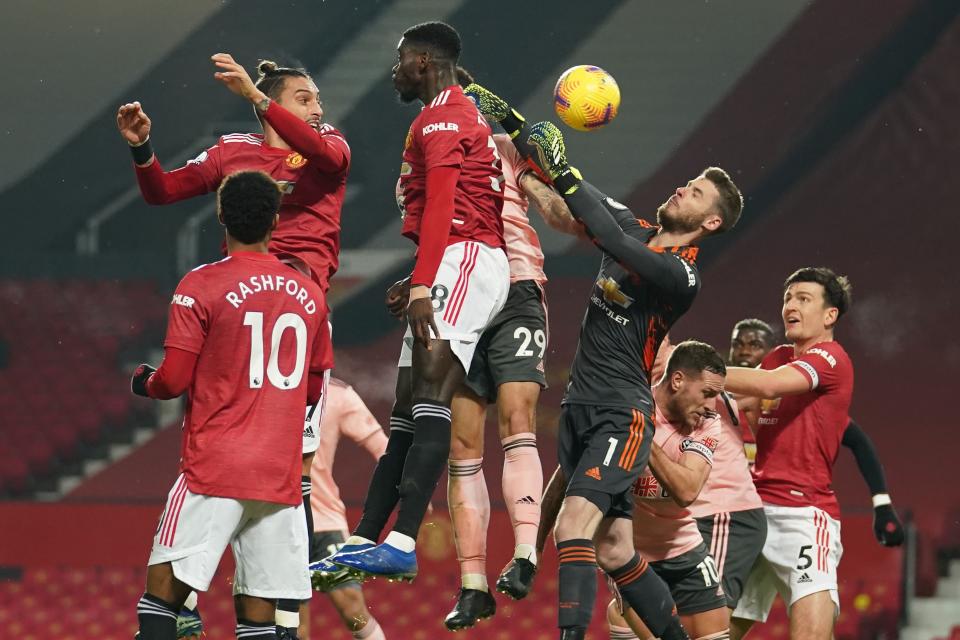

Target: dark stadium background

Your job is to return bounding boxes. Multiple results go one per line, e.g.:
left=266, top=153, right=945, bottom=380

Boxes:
left=1, top=1, right=957, bottom=638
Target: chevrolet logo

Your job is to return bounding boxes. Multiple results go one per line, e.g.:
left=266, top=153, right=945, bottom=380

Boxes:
left=597, top=276, right=634, bottom=308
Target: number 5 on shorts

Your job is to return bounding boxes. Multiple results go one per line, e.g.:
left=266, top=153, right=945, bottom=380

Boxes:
left=796, top=544, right=813, bottom=570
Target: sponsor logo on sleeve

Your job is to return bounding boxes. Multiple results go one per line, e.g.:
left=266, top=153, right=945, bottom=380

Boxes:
left=422, top=122, right=460, bottom=136
left=172, top=293, right=195, bottom=308
left=675, top=255, right=697, bottom=287
left=187, top=150, right=208, bottom=166
left=807, top=348, right=837, bottom=368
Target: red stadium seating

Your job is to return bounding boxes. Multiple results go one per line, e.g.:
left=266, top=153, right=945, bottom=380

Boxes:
left=0, top=279, right=168, bottom=494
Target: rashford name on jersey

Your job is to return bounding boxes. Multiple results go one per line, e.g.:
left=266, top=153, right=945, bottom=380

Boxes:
left=223, top=272, right=320, bottom=314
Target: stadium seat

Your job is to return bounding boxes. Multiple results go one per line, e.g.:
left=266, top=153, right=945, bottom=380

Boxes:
left=0, top=278, right=168, bottom=494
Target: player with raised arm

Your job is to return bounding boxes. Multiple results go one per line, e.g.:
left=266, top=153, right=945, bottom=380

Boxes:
left=726, top=318, right=903, bottom=550
left=118, top=55, right=349, bottom=638
left=117, top=55, right=349, bottom=293
left=605, top=341, right=731, bottom=640
left=463, top=83, right=743, bottom=640
left=130, top=171, right=331, bottom=640
left=722, top=268, right=853, bottom=640
left=323, top=22, right=509, bottom=583
left=385, top=66, right=572, bottom=630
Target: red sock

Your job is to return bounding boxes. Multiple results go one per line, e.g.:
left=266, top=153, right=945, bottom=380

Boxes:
left=501, top=433, right=542, bottom=556
left=447, top=458, right=490, bottom=585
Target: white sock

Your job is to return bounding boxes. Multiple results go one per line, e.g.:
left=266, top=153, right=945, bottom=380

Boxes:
left=384, top=531, right=416, bottom=553
left=344, top=535, right=375, bottom=548
left=462, top=573, right=488, bottom=591
left=515, top=543, right=537, bottom=566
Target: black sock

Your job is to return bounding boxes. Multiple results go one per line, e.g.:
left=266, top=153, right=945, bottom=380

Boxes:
left=556, top=539, right=597, bottom=632
left=301, top=475, right=315, bottom=558
left=137, top=593, right=178, bottom=639
left=608, top=554, right=687, bottom=639
left=236, top=618, right=277, bottom=639
left=393, top=400, right=452, bottom=538
left=353, top=413, right=415, bottom=541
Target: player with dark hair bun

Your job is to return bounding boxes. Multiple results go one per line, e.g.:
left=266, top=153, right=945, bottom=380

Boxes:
left=118, top=53, right=350, bottom=638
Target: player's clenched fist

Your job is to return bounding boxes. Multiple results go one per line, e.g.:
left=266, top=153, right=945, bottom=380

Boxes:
left=116, top=102, right=151, bottom=145
left=211, top=53, right=267, bottom=104
left=130, top=363, right=156, bottom=398
left=407, top=285, right=438, bottom=350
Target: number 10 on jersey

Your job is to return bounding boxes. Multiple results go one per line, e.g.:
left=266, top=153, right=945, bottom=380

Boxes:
left=243, top=311, right=308, bottom=389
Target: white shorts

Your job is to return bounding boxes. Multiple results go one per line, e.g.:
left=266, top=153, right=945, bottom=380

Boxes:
left=398, top=241, right=509, bottom=372
left=733, top=503, right=843, bottom=622
left=302, top=369, right=330, bottom=455
left=148, top=475, right=310, bottom=600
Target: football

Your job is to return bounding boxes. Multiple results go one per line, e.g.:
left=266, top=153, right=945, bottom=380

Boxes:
left=553, top=65, right=621, bottom=131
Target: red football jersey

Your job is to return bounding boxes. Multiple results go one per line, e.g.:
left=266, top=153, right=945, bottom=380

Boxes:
left=164, top=252, right=331, bottom=506
left=397, top=85, right=505, bottom=249
left=135, top=105, right=349, bottom=292
left=753, top=342, right=854, bottom=518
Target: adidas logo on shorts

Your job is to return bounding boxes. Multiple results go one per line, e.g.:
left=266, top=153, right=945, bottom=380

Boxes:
left=303, top=424, right=316, bottom=438
left=797, top=573, right=813, bottom=584
left=585, top=467, right=602, bottom=481
left=516, top=495, right=537, bottom=505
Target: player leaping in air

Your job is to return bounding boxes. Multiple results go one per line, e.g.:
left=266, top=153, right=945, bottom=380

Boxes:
left=465, top=84, right=743, bottom=640
left=320, top=22, right=510, bottom=583
left=118, top=54, right=349, bottom=639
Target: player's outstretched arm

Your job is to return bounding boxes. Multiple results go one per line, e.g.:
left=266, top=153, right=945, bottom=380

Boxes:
left=211, top=53, right=349, bottom=174
left=842, top=419, right=904, bottom=546
left=519, top=173, right=585, bottom=238
left=464, top=83, right=553, bottom=184
left=117, top=101, right=153, bottom=164
left=723, top=365, right=810, bottom=399
left=647, top=442, right=711, bottom=507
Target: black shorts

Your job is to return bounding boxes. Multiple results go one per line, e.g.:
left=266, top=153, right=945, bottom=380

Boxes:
left=696, top=508, right=767, bottom=608
left=559, top=403, right=654, bottom=518
left=463, top=280, right=548, bottom=402
left=310, top=530, right=361, bottom=590
left=650, top=543, right=728, bottom=616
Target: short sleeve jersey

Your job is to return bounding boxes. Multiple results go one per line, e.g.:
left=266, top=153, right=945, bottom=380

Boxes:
left=753, top=342, right=854, bottom=518
left=631, top=400, right=722, bottom=561
left=494, top=134, right=546, bottom=283
left=688, top=395, right=762, bottom=519
left=165, top=252, right=330, bottom=506
left=564, top=219, right=700, bottom=410
left=310, top=379, right=387, bottom=534
left=398, top=85, right=504, bottom=249
left=163, top=126, right=349, bottom=291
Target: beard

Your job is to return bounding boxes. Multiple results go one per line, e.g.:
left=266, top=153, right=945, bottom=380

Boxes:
left=657, top=206, right=701, bottom=234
